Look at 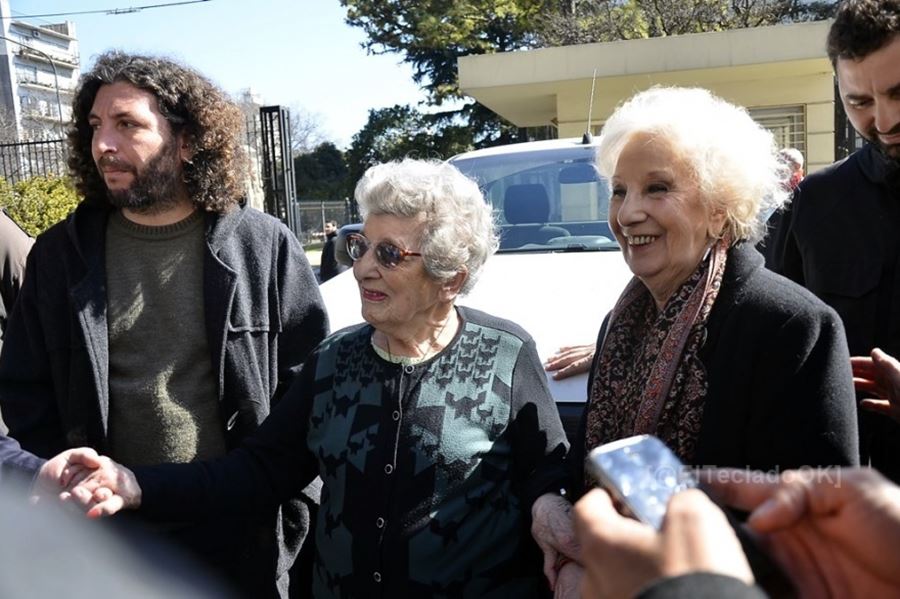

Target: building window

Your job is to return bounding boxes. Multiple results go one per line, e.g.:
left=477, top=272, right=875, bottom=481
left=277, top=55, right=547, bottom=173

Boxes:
left=15, top=64, right=39, bottom=84
left=748, top=105, right=807, bottom=158
left=833, top=80, right=864, bottom=160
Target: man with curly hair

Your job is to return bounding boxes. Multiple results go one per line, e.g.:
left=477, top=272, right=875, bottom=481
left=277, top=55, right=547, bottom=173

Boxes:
left=0, top=52, right=328, bottom=597
left=765, top=0, right=900, bottom=483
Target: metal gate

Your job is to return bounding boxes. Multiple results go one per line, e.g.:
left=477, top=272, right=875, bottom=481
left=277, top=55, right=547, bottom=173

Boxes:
left=259, top=105, right=299, bottom=237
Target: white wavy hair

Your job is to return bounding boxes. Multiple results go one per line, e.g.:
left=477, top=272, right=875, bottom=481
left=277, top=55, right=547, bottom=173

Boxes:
left=597, top=86, right=789, bottom=243
left=354, top=158, right=498, bottom=295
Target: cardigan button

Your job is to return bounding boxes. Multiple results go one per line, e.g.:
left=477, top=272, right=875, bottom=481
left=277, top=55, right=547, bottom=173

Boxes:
left=373, top=572, right=382, bottom=583
left=384, top=464, right=394, bottom=475
left=403, top=365, right=415, bottom=374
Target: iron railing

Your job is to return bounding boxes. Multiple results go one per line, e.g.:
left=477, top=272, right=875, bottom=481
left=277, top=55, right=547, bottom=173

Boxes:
left=0, top=138, right=67, bottom=183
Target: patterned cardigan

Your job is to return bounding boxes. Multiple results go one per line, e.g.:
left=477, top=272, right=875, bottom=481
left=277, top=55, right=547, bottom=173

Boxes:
left=138, top=306, right=569, bottom=598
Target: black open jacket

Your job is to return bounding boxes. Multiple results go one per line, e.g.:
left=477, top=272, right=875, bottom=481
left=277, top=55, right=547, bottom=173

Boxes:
left=569, top=242, right=859, bottom=496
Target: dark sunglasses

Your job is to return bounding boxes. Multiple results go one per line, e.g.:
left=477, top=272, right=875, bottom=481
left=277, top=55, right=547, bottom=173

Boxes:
left=346, top=233, right=422, bottom=269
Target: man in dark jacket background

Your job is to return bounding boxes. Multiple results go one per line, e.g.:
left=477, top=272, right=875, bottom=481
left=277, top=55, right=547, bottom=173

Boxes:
left=764, top=0, right=900, bottom=482
left=0, top=52, right=328, bottom=598
left=318, top=220, right=346, bottom=283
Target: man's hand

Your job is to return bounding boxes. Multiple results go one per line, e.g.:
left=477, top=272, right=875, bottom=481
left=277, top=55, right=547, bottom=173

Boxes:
left=707, top=467, right=900, bottom=599
left=32, top=447, right=102, bottom=506
left=573, top=488, right=754, bottom=599
left=531, top=493, right=581, bottom=591
left=852, top=348, right=900, bottom=424
left=62, top=456, right=142, bottom=518
left=544, top=345, right=594, bottom=380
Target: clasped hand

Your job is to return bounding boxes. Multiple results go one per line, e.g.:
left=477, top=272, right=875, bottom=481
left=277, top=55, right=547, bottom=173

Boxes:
left=34, top=448, right=140, bottom=517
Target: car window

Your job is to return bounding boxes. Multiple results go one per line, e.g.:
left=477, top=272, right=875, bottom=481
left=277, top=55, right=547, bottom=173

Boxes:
left=450, top=146, right=619, bottom=252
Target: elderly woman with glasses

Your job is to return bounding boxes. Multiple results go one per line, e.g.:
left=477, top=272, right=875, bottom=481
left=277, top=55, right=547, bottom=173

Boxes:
left=530, top=87, right=860, bottom=597
left=65, top=159, right=569, bottom=598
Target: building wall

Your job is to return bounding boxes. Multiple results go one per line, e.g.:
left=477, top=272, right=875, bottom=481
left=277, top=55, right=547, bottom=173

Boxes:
left=458, top=21, right=837, bottom=173
left=554, top=67, right=834, bottom=173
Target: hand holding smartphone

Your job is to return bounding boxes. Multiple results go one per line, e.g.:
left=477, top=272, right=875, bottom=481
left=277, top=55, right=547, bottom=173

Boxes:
left=586, top=434, right=696, bottom=530
left=586, top=434, right=794, bottom=597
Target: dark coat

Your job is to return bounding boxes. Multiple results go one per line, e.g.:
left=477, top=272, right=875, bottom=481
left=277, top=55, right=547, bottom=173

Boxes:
left=570, top=243, right=859, bottom=494
left=318, top=230, right=346, bottom=283
left=763, top=143, right=900, bottom=482
left=0, top=201, right=329, bottom=597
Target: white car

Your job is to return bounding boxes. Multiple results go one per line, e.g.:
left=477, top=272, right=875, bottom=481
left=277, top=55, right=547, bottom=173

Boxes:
left=319, top=138, right=633, bottom=437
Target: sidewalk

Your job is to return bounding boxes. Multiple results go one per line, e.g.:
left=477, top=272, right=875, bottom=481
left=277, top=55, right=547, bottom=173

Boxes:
left=305, top=248, right=322, bottom=268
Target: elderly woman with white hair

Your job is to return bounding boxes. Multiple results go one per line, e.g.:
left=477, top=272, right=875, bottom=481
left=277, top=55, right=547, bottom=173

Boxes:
left=65, top=159, right=569, bottom=598
left=531, top=87, right=859, bottom=596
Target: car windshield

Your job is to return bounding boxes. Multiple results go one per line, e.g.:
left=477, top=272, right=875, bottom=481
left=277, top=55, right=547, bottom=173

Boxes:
left=450, top=144, right=619, bottom=253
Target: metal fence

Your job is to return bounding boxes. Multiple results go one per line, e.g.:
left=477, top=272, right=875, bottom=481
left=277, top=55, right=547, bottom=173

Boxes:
left=295, top=199, right=355, bottom=245
left=0, top=138, right=67, bottom=183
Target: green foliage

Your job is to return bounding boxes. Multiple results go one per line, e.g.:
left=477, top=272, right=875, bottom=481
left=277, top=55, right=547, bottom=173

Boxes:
left=295, top=142, right=350, bottom=201
left=534, top=0, right=837, bottom=46
left=343, top=0, right=548, bottom=105
left=341, top=0, right=539, bottom=149
left=0, top=175, right=80, bottom=237
left=343, top=104, right=477, bottom=203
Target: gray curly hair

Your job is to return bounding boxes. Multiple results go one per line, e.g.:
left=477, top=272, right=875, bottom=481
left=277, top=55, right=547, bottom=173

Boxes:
left=354, top=159, right=498, bottom=295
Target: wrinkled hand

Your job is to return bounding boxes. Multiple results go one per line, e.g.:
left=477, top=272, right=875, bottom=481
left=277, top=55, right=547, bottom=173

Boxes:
left=32, top=447, right=103, bottom=506
left=574, top=488, right=753, bottom=599
left=62, top=456, right=142, bottom=518
left=531, top=493, right=580, bottom=591
left=554, top=561, right=583, bottom=599
left=544, top=345, right=594, bottom=380
left=852, top=348, right=900, bottom=424
left=707, top=467, right=900, bottom=599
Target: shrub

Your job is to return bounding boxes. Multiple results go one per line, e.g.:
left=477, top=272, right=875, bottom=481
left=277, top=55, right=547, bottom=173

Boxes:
left=0, top=175, right=80, bottom=237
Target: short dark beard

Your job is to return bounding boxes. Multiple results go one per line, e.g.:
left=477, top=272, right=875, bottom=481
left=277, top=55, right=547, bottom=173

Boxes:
left=866, top=123, right=900, bottom=163
left=103, top=137, right=186, bottom=214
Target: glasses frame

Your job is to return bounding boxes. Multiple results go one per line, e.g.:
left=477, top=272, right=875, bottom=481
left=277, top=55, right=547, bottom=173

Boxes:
left=346, top=232, right=422, bottom=269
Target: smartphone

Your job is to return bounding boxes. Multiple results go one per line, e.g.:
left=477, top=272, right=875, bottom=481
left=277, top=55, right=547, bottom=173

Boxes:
left=586, top=434, right=696, bottom=530
left=587, top=435, right=795, bottom=597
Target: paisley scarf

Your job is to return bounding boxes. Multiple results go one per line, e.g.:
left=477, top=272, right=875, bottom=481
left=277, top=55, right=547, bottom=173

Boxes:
left=584, top=238, right=729, bottom=480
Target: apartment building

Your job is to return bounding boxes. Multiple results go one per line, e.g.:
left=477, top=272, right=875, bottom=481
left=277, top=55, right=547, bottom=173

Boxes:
left=0, top=0, right=79, bottom=141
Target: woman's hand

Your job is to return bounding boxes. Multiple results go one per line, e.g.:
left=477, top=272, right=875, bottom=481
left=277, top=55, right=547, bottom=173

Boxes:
left=531, top=493, right=580, bottom=591
left=544, top=345, right=594, bottom=380
left=553, top=561, right=583, bottom=599
left=61, top=456, right=142, bottom=518
left=32, top=447, right=103, bottom=506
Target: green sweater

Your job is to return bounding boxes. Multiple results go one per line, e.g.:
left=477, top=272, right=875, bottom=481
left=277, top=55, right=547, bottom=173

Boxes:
left=105, top=210, right=225, bottom=466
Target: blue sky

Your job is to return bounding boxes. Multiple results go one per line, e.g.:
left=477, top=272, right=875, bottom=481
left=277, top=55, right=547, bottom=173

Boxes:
left=11, top=0, right=429, bottom=147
